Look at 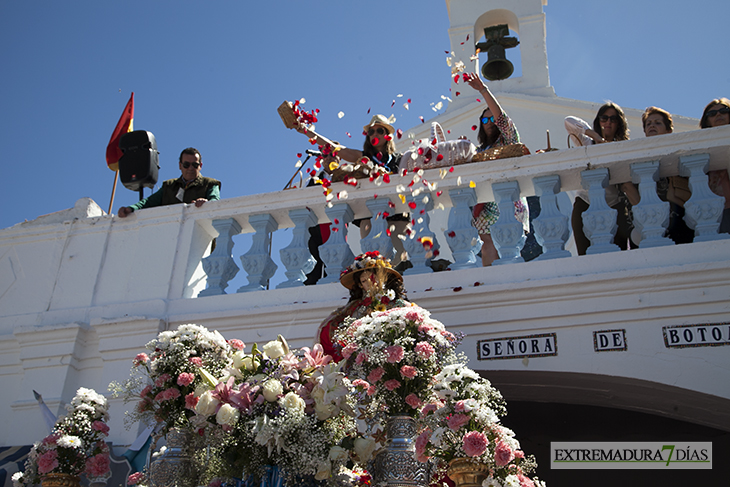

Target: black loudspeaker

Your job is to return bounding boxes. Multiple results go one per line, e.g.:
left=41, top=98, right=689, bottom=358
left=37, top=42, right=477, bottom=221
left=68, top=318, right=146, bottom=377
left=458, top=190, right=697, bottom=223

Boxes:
left=119, top=130, right=159, bottom=191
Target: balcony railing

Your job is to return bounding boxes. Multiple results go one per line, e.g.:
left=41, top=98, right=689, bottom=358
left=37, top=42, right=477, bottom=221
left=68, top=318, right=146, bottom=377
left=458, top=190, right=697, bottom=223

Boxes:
left=190, top=125, right=729, bottom=298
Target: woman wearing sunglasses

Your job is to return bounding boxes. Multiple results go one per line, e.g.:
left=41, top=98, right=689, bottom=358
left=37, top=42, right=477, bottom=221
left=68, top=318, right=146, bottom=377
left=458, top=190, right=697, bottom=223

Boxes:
left=700, top=98, right=730, bottom=233
left=464, top=72, right=528, bottom=266
left=297, top=115, right=409, bottom=266
left=570, top=102, right=640, bottom=254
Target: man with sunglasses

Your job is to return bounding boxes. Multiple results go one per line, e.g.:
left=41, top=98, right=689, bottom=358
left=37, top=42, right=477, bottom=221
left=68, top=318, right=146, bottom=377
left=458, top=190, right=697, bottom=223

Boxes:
left=117, top=147, right=221, bottom=217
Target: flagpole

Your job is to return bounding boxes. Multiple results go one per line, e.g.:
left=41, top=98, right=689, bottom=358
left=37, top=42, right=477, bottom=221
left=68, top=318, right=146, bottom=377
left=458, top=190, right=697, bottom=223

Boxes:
left=108, top=169, right=119, bottom=215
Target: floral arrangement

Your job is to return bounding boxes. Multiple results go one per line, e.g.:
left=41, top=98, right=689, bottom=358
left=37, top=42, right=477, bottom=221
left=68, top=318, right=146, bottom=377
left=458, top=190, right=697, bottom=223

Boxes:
left=189, top=336, right=361, bottom=486
left=416, top=364, right=544, bottom=487
left=13, top=388, right=111, bottom=487
left=110, top=324, right=234, bottom=436
left=335, top=305, right=460, bottom=417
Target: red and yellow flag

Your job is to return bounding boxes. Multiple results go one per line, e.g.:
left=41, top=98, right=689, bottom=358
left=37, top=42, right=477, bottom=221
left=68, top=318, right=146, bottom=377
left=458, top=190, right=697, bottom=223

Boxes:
left=106, top=92, right=134, bottom=172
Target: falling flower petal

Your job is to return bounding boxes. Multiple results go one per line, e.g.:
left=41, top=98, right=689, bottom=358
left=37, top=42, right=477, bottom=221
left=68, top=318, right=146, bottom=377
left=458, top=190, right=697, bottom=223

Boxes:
left=408, top=201, right=417, bottom=210
left=338, top=111, right=345, bottom=118
left=455, top=92, right=460, bottom=96
left=399, top=194, right=406, bottom=204
left=476, top=98, right=481, bottom=103
left=396, top=128, right=403, bottom=139
left=436, top=190, right=443, bottom=197
left=436, top=154, right=444, bottom=162
left=448, top=231, right=456, bottom=238
left=471, top=125, right=477, bottom=131
left=403, top=103, right=409, bottom=110
left=419, top=116, right=424, bottom=123
left=457, top=176, right=462, bottom=185
left=449, top=167, right=455, bottom=172
left=469, top=180, right=476, bottom=188
left=453, top=286, right=463, bottom=292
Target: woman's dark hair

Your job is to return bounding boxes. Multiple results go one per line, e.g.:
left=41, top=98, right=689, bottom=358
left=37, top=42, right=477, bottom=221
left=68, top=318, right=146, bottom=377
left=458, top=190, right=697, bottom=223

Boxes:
left=593, top=102, right=629, bottom=141
left=348, top=269, right=406, bottom=302
left=477, top=109, right=500, bottom=149
left=700, top=98, right=730, bottom=128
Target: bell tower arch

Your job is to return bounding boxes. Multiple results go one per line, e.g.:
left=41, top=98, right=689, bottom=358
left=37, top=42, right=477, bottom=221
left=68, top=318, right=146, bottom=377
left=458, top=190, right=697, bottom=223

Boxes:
left=445, top=0, right=554, bottom=111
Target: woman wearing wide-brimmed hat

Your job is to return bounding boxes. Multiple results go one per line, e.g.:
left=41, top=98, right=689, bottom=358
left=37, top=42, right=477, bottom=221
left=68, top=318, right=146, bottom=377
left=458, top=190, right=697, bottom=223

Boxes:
left=295, top=115, right=410, bottom=265
left=316, top=251, right=412, bottom=361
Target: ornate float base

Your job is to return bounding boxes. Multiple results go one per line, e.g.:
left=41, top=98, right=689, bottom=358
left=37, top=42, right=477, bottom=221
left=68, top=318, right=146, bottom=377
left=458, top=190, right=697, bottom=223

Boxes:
left=447, top=458, right=490, bottom=487
left=41, top=474, right=81, bottom=487
left=371, top=416, right=430, bottom=487
left=149, top=428, right=196, bottom=487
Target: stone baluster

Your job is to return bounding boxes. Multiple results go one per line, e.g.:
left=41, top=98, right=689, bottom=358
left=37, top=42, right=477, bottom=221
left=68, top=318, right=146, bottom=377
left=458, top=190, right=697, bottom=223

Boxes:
left=276, top=208, right=317, bottom=289
left=199, top=218, right=241, bottom=296
left=491, top=181, right=526, bottom=265
left=581, top=168, right=621, bottom=254
left=318, top=203, right=355, bottom=284
left=532, top=175, right=571, bottom=260
left=402, top=192, right=438, bottom=274
left=445, top=188, right=480, bottom=269
left=630, top=161, right=672, bottom=248
left=237, top=214, right=279, bottom=293
left=680, top=153, right=730, bottom=242
left=360, top=197, right=395, bottom=260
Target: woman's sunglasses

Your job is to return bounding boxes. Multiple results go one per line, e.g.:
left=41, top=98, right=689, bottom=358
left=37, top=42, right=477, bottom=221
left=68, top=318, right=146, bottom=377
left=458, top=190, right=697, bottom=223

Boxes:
left=706, top=106, right=730, bottom=118
left=368, top=127, right=387, bottom=136
left=182, top=161, right=201, bottom=169
left=599, top=115, right=620, bottom=123
left=481, top=116, right=495, bottom=124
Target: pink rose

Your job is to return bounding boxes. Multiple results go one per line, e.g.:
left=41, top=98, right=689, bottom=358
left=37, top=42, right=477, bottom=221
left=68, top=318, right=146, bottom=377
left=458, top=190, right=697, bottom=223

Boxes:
left=154, top=373, right=171, bottom=388
left=342, top=343, right=358, bottom=360
left=414, top=342, right=434, bottom=359
left=177, top=372, right=195, bottom=386
left=418, top=324, right=433, bottom=333
left=384, top=379, right=401, bottom=391
left=139, top=385, right=152, bottom=398
left=515, top=450, right=525, bottom=459
left=133, top=353, right=149, bottom=366
left=415, top=430, right=430, bottom=462
left=160, top=387, right=180, bottom=401
left=367, top=385, right=376, bottom=396
left=127, top=472, right=145, bottom=486
left=367, top=367, right=385, bottom=383
left=447, top=413, right=470, bottom=431
left=92, top=420, right=110, bottom=435
left=400, top=365, right=418, bottom=378
left=405, top=311, right=422, bottom=322
left=352, top=379, right=370, bottom=389
left=385, top=345, right=405, bottom=363
left=517, top=475, right=535, bottom=487
left=441, top=330, right=455, bottom=341
left=228, top=339, right=245, bottom=351
left=355, top=352, right=368, bottom=365
left=405, top=393, right=422, bottom=409
left=86, top=453, right=111, bottom=478
left=454, top=400, right=466, bottom=412
left=37, top=450, right=59, bottom=475
left=495, top=440, right=515, bottom=466
left=421, top=403, right=438, bottom=417
left=462, top=431, right=489, bottom=457
left=184, top=392, right=199, bottom=410
left=189, top=357, right=203, bottom=366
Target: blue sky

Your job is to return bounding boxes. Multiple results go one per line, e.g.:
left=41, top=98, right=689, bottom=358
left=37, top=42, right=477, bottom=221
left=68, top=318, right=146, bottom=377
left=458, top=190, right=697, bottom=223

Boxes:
left=1, top=0, right=728, bottom=232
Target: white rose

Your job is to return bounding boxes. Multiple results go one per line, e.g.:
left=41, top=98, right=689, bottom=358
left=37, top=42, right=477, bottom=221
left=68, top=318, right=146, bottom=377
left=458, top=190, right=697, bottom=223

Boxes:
left=314, top=400, right=334, bottom=420
left=242, top=356, right=258, bottom=370
left=195, top=391, right=220, bottom=416
left=314, top=461, right=331, bottom=481
left=262, top=379, right=283, bottom=402
left=328, top=445, right=348, bottom=463
left=263, top=340, right=285, bottom=359
left=216, top=403, right=240, bottom=426
left=353, top=437, right=377, bottom=463
left=231, top=351, right=246, bottom=369
left=280, top=392, right=305, bottom=412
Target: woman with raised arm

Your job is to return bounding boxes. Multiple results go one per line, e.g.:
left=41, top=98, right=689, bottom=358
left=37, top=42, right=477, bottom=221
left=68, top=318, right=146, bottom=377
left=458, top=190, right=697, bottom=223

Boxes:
left=464, top=72, right=528, bottom=266
left=296, top=116, right=409, bottom=265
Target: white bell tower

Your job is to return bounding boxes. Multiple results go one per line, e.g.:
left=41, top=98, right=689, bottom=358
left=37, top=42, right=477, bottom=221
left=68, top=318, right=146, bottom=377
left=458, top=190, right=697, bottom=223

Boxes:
left=445, top=0, right=555, bottom=112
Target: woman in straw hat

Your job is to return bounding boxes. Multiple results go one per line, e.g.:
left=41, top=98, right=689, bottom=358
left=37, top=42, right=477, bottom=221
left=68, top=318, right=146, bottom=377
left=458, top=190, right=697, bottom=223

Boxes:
left=316, top=251, right=412, bottom=362
left=296, top=115, right=410, bottom=265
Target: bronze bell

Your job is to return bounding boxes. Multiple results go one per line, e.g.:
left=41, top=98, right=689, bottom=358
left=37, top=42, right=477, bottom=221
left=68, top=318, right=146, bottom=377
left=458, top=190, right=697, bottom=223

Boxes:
left=481, top=44, right=514, bottom=81
left=475, top=24, right=519, bottom=81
